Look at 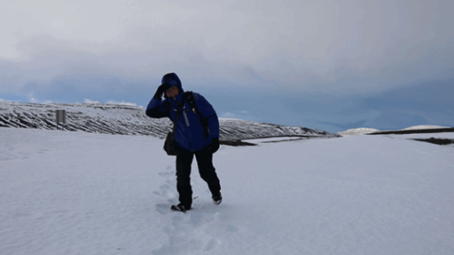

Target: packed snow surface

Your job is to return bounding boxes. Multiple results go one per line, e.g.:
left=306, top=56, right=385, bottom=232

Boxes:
left=1, top=128, right=454, bottom=255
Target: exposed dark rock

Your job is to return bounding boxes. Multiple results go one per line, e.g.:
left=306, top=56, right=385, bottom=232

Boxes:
left=219, top=140, right=257, bottom=146
left=411, top=137, right=454, bottom=146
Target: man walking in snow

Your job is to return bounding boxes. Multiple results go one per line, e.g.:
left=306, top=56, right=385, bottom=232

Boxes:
left=145, top=73, right=222, bottom=212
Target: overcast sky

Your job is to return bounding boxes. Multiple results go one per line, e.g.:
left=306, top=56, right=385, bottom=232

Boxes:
left=1, top=0, right=453, bottom=132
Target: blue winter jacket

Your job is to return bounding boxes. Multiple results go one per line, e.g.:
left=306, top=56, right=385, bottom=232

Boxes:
left=145, top=73, right=220, bottom=152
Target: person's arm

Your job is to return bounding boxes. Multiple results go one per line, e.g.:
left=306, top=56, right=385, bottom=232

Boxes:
left=145, top=84, right=170, bottom=118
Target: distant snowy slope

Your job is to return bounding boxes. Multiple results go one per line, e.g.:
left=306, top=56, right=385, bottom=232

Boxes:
left=0, top=101, right=337, bottom=140
left=0, top=101, right=171, bottom=137
left=337, top=128, right=380, bottom=136
left=218, top=119, right=334, bottom=140
left=401, top=125, right=450, bottom=130
left=338, top=125, right=453, bottom=137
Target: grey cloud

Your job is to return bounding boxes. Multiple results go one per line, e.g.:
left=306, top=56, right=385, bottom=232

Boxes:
left=1, top=0, right=454, bottom=132
left=353, top=80, right=454, bottom=130
left=3, top=0, right=454, bottom=93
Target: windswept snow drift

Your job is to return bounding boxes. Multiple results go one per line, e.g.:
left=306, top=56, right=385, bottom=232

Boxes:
left=1, top=128, right=453, bottom=255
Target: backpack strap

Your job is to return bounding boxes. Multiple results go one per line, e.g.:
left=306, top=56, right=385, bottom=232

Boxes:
left=185, top=91, right=198, bottom=114
left=185, top=91, right=210, bottom=138
left=171, top=94, right=187, bottom=134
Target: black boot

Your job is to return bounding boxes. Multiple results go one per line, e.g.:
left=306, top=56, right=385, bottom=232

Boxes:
left=171, top=203, right=189, bottom=212
left=212, top=192, right=222, bottom=205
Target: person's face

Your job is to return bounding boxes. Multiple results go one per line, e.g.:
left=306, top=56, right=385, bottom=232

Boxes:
left=165, top=85, right=179, bottom=99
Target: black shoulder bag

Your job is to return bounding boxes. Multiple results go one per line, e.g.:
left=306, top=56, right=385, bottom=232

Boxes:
left=163, top=94, right=187, bottom=156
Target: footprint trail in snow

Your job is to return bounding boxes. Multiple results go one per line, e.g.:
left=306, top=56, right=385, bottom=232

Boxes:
left=152, top=165, right=240, bottom=255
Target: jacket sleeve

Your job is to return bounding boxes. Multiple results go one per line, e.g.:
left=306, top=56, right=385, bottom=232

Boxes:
left=145, top=97, right=169, bottom=118
left=194, top=93, right=220, bottom=138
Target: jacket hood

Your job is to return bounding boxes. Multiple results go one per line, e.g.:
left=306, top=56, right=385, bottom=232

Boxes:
left=161, top=73, right=184, bottom=93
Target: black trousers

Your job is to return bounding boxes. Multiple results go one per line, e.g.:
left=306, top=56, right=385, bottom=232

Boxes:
left=176, top=145, right=221, bottom=208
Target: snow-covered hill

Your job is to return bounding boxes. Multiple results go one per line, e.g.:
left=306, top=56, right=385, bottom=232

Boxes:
left=337, top=127, right=381, bottom=136
left=1, top=128, right=453, bottom=255
left=401, top=125, right=450, bottom=131
left=0, top=101, right=337, bottom=141
left=337, top=125, right=452, bottom=137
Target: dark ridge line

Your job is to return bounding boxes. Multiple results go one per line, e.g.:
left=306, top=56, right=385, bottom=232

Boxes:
left=219, top=140, right=257, bottom=147
left=368, top=128, right=454, bottom=135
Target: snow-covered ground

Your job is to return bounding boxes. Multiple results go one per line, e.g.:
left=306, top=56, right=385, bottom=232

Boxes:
left=1, top=128, right=454, bottom=255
